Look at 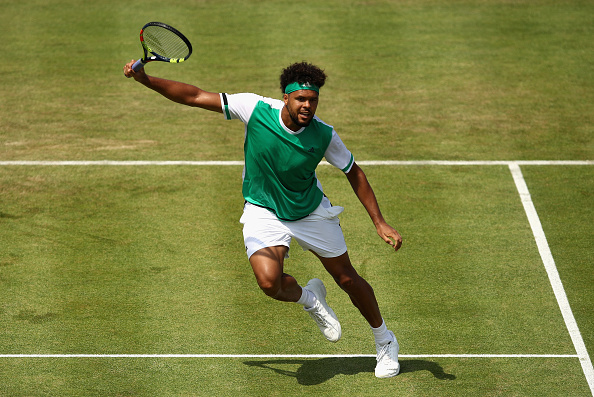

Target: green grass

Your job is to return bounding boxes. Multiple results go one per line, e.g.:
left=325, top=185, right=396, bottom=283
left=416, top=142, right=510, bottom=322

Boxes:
left=1, top=0, right=593, bottom=161
left=1, top=165, right=592, bottom=396
left=0, top=357, right=588, bottom=396
left=0, top=0, right=593, bottom=395
left=522, top=166, right=594, bottom=361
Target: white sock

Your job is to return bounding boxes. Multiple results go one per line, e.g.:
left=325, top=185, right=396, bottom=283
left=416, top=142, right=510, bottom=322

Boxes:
left=296, top=287, right=317, bottom=309
left=371, top=319, right=393, bottom=346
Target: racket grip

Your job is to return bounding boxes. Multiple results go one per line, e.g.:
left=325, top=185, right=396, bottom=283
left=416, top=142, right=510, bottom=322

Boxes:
left=132, top=59, right=146, bottom=72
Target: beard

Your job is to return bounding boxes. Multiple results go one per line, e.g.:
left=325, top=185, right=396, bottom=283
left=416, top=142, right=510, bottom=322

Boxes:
left=287, top=106, right=312, bottom=127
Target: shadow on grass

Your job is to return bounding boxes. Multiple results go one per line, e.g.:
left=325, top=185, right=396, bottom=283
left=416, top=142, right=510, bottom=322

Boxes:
left=244, top=357, right=456, bottom=385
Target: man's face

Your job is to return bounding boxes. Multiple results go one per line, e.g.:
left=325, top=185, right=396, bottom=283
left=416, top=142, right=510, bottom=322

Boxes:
left=283, top=90, right=319, bottom=128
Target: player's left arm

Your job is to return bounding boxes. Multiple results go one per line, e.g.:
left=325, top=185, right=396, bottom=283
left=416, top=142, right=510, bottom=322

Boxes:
left=345, top=162, right=403, bottom=251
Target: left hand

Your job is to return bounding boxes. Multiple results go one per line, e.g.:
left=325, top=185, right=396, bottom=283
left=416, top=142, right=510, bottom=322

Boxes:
left=376, top=222, right=403, bottom=252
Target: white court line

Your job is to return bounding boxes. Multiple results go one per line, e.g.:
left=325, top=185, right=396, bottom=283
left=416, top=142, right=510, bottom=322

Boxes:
left=0, top=160, right=592, bottom=166
left=0, top=354, right=579, bottom=359
left=357, top=160, right=594, bottom=166
left=509, top=163, right=594, bottom=395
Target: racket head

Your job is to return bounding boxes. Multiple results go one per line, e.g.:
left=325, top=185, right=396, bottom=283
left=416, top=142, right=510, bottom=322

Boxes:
left=133, top=22, right=192, bottom=71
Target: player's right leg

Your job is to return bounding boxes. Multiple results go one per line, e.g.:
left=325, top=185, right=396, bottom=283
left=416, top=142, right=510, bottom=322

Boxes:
left=248, top=248, right=341, bottom=342
left=248, top=245, right=302, bottom=302
left=241, top=202, right=340, bottom=342
left=301, top=278, right=342, bottom=342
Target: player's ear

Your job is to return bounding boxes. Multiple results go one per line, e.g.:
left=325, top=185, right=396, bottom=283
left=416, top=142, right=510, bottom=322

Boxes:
left=283, top=93, right=289, bottom=104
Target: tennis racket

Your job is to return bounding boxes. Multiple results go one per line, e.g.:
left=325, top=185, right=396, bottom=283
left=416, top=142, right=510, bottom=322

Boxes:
left=132, top=22, right=192, bottom=72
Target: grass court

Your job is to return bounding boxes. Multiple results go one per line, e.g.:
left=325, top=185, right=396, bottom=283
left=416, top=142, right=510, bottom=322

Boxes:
left=1, top=0, right=593, bottom=395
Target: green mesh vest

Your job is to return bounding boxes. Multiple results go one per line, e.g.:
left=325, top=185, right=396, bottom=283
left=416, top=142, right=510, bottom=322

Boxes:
left=242, top=100, right=333, bottom=221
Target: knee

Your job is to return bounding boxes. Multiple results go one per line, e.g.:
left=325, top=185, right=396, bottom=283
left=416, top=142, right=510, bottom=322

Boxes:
left=337, top=273, right=370, bottom=294
left=256, top=277, right=280, bottom=297
left=336, top=273, right=358, bottom=291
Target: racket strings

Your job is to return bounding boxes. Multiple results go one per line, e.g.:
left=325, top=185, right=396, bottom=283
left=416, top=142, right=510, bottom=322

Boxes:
left=143, top=26, right=190, bottom=60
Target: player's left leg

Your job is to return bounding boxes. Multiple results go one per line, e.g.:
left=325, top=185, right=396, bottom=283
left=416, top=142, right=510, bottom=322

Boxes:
left=313, top=251, right=382, bottom=326
left=315, top=251, right=400, bottom=378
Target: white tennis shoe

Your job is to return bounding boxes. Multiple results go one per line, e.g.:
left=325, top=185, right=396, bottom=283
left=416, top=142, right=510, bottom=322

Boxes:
left=303, top=278, right=341, bottom=342
left=375, top=331, right=400, bottom=378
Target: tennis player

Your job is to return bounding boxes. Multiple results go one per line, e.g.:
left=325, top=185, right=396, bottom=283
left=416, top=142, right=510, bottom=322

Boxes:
left=124, top=60, right=402, bottom=378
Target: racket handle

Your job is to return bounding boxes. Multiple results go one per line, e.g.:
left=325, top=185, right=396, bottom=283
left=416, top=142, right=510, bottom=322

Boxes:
left=132, top=59, right=147, bottom=72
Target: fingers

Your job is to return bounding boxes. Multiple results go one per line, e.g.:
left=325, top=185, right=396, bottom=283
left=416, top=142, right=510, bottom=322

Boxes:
left=392, top=235, right=403, bottom=251
left=123, top=59, right=136, bottom=78
left=378, top=224, right=402, bottom=252
left=386, top=233, right=402, bottom=251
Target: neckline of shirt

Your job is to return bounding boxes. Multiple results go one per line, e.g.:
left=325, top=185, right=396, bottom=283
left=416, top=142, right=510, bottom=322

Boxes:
left=278, top=108, right=305, bottom=135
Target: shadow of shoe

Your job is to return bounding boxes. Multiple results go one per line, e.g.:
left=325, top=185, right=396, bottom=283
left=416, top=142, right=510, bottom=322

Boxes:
left=244, top=357, right=456, bottom=385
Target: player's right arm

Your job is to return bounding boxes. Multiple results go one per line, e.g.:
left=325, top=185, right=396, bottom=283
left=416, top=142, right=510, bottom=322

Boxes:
left=123, top=59, right=222, bottom=113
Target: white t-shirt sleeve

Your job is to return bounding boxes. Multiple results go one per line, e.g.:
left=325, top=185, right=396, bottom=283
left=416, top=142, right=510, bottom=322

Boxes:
left=220, top=93, right=269, bottom=124
left=324, top=130, right=354, bottom=173
left=222, top=93, right=354, bottom=172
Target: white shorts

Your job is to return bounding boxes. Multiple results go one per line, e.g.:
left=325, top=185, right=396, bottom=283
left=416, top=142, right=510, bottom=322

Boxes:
left=240, top=196, right=348, bottom=259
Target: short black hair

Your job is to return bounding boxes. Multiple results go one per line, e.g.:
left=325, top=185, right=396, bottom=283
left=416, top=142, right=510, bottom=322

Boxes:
left=279, top=62, right=327, bottom=93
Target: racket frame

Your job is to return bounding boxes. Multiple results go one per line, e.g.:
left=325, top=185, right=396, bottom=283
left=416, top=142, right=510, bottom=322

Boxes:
left=132, top=22, right=192, bottom=71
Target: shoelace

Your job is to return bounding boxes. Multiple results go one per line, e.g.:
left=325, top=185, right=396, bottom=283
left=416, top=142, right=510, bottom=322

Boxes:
left=311, top=311, right=329, bottom=326
left=310, top=304, right=331, bottom=326
left=376, top=341, right=393, bottom=363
